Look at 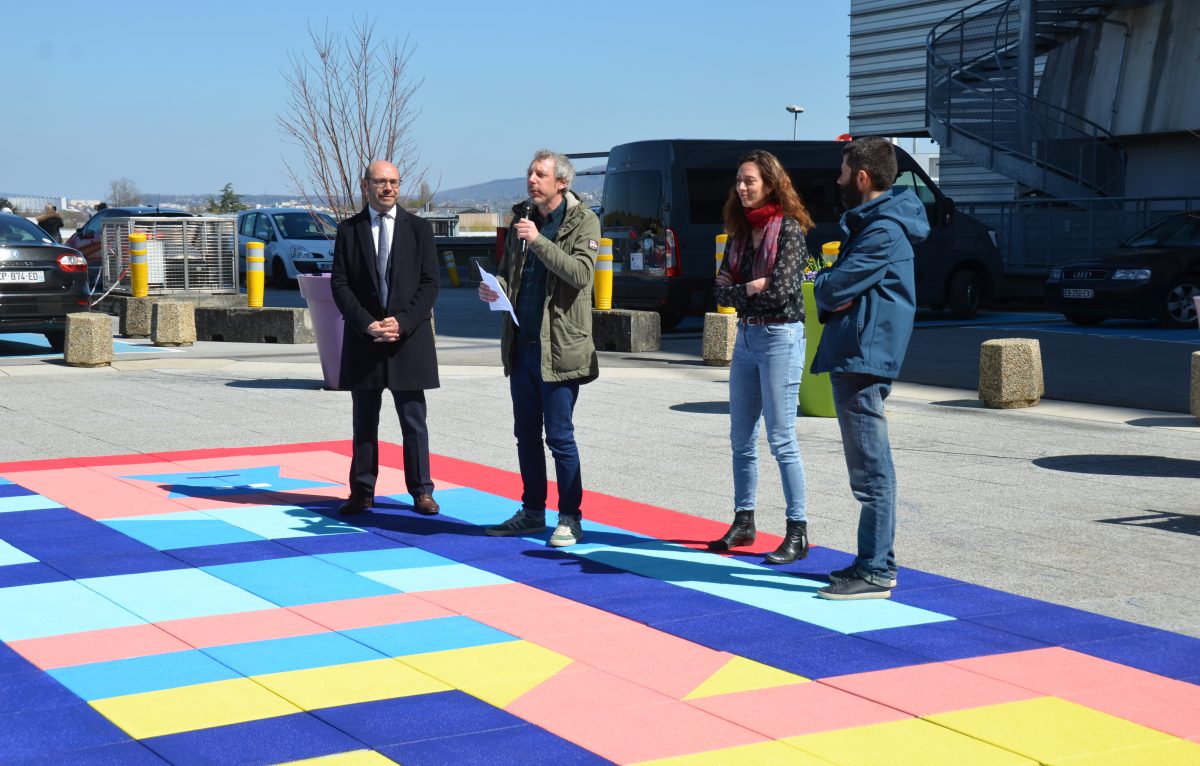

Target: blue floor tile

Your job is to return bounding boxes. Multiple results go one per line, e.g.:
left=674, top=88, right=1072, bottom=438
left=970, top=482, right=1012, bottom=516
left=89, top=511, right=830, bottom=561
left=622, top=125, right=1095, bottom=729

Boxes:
left=9, top=741, right=167, bottom=765
left=276, top=531, right=406, bottom=556
left=0, top=484, right=35, bottom=498
left=651, top=606, right=838, bottom=654
left=316, top=546, right=455, bottom=573
left=381, top=721, right=612, bottom=766
left=164, top=539, right=302, bottom=568
left=202, top=555, right=399, bottom=607
left=856, top=618, right=1049, bottom=662
left=0, top=562, right=68, bottom=589
left=1071, top=628, right=1200, bottom=681
left=343, top=616, right=518, bottom=657
left=967, top=602, right=1155, bottom=645
left=42, top=551, right=189, bottom=580
left=203, top=632, right=388, bottom=677
left=0, top=667, right=85, bottom=713
left=311, top=690, right=526, bottom=748
left=741, top=632, right=929, bottom=679
left=891, top=583, right=1045, bottom=618
left=141, top=712, right=361, bottom=766
left=48, top=649, right=240, bottom=701
left=0, top=506, right=81, bottom=530
left=0, top=703, right=130, bottom=762
left=0, top=520, right=155, bottom=563
left=101, top=512, right=264, bottom=551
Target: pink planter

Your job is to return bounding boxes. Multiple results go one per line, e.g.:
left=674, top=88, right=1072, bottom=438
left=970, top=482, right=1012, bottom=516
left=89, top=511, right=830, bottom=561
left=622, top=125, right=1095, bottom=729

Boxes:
left=1195, top=296, right=1200, bottom=332
left=297, top=274, right=343, bottom=390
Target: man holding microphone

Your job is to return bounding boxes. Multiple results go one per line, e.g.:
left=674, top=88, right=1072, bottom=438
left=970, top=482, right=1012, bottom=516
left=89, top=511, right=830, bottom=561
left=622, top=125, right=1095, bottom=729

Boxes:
left=477, top=149, right=600, bottom=548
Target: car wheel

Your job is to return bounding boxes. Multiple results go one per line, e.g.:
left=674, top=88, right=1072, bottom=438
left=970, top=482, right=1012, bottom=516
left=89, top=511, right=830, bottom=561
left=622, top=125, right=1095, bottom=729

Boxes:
left=1157, top=275, right=1200, bottom=329
left=271, top=257, right=291, bottom=289
left=44, top=330, right=66, bottom=352
left=948, top=269, right=981, bottom=320
left=1063, top=313, right=1105, bottom=327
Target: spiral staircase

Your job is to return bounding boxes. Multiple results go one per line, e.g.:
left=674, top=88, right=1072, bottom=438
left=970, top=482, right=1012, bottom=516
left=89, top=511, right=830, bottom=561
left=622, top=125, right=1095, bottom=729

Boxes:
left=926, top=0, right=1144, bottom=199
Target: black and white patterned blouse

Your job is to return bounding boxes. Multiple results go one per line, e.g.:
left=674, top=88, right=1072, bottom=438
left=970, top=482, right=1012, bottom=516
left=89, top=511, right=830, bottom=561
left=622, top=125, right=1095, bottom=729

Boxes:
left=714, top=216, right=808, bottom=322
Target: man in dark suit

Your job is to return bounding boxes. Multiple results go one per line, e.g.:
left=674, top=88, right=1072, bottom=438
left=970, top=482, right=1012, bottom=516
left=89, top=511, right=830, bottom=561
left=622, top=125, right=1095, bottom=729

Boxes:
left=330, top=159, right=441, bottom=517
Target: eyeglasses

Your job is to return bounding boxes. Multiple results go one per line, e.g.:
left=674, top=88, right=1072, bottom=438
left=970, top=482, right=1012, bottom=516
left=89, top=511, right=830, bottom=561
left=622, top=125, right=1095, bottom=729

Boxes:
left=367, top=178, right=400, bottom=188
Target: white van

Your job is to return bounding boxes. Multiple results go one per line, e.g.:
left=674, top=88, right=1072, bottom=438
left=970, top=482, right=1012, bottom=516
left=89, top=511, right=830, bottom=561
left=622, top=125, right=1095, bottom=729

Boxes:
left=236, top=208, right=338, bottom=287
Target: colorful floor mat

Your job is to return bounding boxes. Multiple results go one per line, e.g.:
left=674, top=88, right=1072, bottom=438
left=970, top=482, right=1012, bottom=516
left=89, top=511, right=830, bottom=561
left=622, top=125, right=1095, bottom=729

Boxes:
left=1, top=442, right=1198, bottom=765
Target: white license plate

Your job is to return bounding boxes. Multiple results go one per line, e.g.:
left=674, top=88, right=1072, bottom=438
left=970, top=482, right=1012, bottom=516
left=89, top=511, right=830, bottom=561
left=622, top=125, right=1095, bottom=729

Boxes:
left=318, top=263, right=331, bottom=272
left=0, top=271, right=45, bottom=283
left=1062, top=288, right=1094, bottom=299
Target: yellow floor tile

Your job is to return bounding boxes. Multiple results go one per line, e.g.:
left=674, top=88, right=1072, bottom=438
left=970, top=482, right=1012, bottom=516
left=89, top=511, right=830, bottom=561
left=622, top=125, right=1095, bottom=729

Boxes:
left=280, top=750, right=400, bottom=765
left=786, top=718, right=1036, bottom=765
left=633, top=739, right=833, bottom=765
left=1050, top=737, right=1200, bottom=765
left=253, top=658, right=450, bottom=711
left=927, top=697, right=1176, bottom=764
left=684, top=656, right=809, bottom=700
left=90, top=677, right=300, bottom=739
left=398, top=640, right=573, bottom=707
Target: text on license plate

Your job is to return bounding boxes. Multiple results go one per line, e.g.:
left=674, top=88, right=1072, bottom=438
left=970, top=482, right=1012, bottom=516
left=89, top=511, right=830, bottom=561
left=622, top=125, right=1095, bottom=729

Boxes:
left=1062, top=288, right=1093, bottom=299
left=0, top=271, right=45, bottom=283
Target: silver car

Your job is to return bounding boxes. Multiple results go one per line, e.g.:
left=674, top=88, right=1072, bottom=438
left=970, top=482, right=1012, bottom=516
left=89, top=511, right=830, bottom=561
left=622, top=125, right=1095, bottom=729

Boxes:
left=236, top=208, right=338, bottom=287
left=0, top=212, right=90, bottom=351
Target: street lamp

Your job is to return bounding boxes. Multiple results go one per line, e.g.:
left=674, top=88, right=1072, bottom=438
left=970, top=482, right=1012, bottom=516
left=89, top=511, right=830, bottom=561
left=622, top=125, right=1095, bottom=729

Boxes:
left=785, top=104, right=805, bottom=140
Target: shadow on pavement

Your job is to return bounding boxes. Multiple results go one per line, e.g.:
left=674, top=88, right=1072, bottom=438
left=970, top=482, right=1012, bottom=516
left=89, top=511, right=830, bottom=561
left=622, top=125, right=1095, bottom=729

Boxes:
left=226, top=379, right=328, bottom=390
left=1034, top=454, right=1200, bottom=479
left=1096, top=510, right=1200, bottom=537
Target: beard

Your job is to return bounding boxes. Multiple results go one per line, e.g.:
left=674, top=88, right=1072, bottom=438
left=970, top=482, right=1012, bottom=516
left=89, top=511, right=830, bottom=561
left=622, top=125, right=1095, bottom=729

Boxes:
left=839, top=183, right=864, bottom=211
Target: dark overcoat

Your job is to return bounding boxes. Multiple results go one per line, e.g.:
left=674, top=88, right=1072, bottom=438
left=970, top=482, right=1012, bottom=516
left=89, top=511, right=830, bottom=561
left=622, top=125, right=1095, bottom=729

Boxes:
left=330, top=206, right=440, bottom=391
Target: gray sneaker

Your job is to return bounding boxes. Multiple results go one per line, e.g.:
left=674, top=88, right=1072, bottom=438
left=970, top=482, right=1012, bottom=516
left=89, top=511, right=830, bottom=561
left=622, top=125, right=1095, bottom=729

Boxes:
left=829, top=565, right=897, bottom=589
left=548, top=517, right=583, bottom=548
left=485, top=509, right=547, bottom=537
left=817, top=577, right=891, bottom=601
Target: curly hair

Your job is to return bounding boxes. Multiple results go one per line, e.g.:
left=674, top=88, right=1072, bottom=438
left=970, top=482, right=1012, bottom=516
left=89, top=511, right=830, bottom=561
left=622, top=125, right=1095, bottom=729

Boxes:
left=721, top=149, right=814, bottom=242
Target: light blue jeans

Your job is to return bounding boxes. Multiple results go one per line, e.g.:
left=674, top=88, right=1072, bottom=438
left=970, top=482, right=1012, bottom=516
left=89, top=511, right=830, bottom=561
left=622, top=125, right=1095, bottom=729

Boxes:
left=729, top=322, right=807, bottom=521
left=831, top=372, right=897, bottom=586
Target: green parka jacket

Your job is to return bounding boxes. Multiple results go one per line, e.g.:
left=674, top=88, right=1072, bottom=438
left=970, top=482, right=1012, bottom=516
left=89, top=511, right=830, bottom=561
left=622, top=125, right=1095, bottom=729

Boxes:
left=496, top=191, right=600, bottom=383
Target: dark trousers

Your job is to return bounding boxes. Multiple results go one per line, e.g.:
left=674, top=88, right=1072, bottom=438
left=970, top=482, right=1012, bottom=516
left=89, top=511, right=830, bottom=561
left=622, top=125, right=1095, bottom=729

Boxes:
left=349, top=388, right=433, bottom=500
left=510, top=342, right=582, bottom=519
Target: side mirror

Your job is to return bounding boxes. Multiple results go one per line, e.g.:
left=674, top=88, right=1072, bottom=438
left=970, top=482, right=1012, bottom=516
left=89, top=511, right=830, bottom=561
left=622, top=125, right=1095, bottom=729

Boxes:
left=942, top=197, right=955, bottom=227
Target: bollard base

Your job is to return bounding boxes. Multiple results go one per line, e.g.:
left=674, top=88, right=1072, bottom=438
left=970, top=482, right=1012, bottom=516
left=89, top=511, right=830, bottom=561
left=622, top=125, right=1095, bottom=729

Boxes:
left=702, top=312, right=738, bottom=367
left=591, top=310, right=660, bottom=353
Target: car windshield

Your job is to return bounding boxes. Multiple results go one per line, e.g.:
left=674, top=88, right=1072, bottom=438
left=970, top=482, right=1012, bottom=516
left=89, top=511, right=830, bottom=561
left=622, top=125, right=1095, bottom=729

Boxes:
left=272, top=212, right=337, bottom=240
left=1124, top=212, right=1200, bottom=248
left=0, top=217, right=54, bottom=243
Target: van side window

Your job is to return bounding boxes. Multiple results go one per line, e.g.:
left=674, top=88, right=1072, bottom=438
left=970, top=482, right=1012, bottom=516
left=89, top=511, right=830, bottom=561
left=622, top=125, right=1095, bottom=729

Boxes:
left=602, top=171, right=662, bottom=232
left=894, top=170, right=938, bottom=226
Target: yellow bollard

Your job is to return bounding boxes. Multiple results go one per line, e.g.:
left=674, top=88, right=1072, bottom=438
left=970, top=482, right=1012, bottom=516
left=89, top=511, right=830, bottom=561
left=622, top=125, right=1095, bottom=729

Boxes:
left=594, top=238, right=613, bottom=310
left=715, top=233, right=736, bottom=314
left=821, top=241, right=840, bottom=267
left=246, top=241, right=265, bottom=308
left=129, top=232, right=148, bottom=298
left=443, top=251, right=460, bottom=288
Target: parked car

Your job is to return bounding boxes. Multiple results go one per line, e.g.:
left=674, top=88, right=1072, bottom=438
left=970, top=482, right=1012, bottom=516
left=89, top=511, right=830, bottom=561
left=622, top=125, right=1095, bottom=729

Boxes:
left=66, top=205, right=192, bottom=290
left=599, top=139, right=1002, bottom=328
left=0, top=212, right=90, bottom=350
left=1044, top=210, right=1200, bottom=329
left=236, top=208, right=337, bottom=287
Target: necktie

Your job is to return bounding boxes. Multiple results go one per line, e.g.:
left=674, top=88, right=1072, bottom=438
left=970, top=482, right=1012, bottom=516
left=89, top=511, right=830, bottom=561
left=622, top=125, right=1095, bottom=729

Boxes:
left=377, top=212, right=391, bottom=306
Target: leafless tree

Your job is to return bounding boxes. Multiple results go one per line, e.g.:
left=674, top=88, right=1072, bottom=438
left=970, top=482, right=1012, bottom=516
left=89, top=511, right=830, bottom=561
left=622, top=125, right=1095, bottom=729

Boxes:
left=108, top=178, right=140, bottom=206
left=278, top=17, right=427, bottom=221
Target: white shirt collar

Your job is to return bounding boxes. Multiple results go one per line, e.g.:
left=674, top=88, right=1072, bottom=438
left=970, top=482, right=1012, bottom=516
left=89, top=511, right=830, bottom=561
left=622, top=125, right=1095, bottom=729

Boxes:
left=372, top=206, right=395, bottom=223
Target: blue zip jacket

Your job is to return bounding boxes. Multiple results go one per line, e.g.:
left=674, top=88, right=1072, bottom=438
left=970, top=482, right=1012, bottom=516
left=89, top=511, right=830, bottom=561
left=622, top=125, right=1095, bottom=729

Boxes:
left=811, top=187, right=930, bottom=379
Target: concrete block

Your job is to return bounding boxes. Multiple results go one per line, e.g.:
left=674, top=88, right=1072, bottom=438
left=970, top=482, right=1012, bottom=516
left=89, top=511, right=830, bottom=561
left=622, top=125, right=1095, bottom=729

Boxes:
left=195, top=307, right=315, bottom=344
left=979, top=338, right=1044, bottom=408
left=64, top=312, right=113, bottom=368
left=152, top=302, right=196, bottom=347
left=1191, top=351, right=1200, bottom=424
left=117, top=297, right=153, bottom=338
left=591, top=309, right=660, bottom=353
left=702, top=312, right=739, bottom=367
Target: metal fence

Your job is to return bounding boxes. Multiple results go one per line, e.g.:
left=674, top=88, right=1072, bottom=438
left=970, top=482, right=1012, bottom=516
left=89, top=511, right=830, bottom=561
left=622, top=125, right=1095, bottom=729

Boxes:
left=101, top=217, right=238, bottom=295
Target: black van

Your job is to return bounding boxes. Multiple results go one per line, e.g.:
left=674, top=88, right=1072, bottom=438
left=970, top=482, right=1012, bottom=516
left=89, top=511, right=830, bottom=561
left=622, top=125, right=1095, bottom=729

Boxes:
left=599, top=139, right=1001, bottom=328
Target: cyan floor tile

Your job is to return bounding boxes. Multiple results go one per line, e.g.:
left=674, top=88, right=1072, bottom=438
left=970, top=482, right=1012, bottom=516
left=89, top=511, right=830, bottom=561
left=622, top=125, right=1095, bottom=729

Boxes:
left=203, top=631, right=388, bottom=677
left=429, top=487, right=521, bottom=526
left=79, top=568, right=275, bottom=623
left=0, top=538, right=36, bottom=566
left=343, top=616, right=518, bottom=657
left=316, top=546, right=455, bottom=573
left=312, top=690, right=522, bottom=748
left=856, top=618, right=1049, bottom=662
left=101, top=512, right=264, bottom=551
left=381, top=721, right=611, bottom=766
left=48, top=649, right=240, bottom=701
left=0, top=703, right=130, bottom=762
left=0, top=580, right=145, bottom=641
left=203, top=505, right=364, bottom=540
left=202, top=556, right=399, bottom=607
left=121, top=465, right=338, bottom=501
left=0, top=495, right=65, bottom=514
left=362, top=563, right=512, bottom=592
left=141, top=711, right=361, bottom=766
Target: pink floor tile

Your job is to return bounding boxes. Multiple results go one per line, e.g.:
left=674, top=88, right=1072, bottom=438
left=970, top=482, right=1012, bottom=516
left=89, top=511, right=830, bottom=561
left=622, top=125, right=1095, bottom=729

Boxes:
left=952, top=647, right=1165, bottom=697
left=290, top=593, right=456, bottom=631
left=3, top=467, right=189, bottom=519
left=7, top=623, right=192, bottom=670
left=413, top=583, right=576, bottom=615
left=822, top=660, right=1042, bottom=716
left=470, top=601, right=646, bottom=642
left=1063, top=675, right=1200, bottom=740
left=686, top=681, right=910, bottom=740
left=157, top=607, right=327, bottom=649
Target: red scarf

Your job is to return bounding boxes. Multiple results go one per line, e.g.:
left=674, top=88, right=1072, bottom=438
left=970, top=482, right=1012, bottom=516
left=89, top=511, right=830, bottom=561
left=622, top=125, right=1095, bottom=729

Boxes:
left=729, top=204, right=784, bottom=281
left=744, top=203, right=780, bottom=228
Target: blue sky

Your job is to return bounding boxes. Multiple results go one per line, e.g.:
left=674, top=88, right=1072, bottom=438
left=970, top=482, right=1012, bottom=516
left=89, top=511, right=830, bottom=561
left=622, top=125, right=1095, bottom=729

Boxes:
left=5, top=1, right=850, bottom=199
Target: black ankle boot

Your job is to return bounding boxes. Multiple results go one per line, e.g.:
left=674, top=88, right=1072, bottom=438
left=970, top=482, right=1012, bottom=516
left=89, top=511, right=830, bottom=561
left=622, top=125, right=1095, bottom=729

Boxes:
left=764, top=520, right=808, bottom=564
left=708, top=510, right=756, bottom=551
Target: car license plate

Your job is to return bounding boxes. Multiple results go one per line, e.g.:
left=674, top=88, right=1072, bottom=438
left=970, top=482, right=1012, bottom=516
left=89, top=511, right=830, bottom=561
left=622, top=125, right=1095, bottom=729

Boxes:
left=1062, top=288, right=1094, bottom=299
left=318, top=263, right=331, bottom=272
left=0, top=271, right=45, bottom=283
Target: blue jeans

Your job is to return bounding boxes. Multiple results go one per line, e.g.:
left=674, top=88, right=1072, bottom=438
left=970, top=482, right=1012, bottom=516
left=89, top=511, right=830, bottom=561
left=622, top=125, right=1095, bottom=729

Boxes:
left=831, top=372, right=897, bottom=586
left=510, top=342, right=582, bottom=520
left=729, top=322, right=807, bottom=521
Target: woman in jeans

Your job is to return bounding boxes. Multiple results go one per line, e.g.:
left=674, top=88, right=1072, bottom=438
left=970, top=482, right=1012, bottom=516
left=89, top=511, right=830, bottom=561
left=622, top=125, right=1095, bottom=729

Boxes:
left=708, top=150, right=814, bottom=564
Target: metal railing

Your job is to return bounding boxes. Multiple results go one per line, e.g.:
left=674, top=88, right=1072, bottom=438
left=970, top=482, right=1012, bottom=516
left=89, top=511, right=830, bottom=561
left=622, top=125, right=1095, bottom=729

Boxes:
left=101, top=217, right=238, bottom=295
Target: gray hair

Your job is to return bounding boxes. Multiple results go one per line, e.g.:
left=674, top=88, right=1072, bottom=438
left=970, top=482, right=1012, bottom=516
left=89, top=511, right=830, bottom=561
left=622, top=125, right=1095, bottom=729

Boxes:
left=532, top=149, right=575, bottom=189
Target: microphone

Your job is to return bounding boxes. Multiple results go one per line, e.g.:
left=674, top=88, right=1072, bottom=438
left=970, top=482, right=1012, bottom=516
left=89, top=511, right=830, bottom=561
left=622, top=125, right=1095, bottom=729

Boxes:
left=520, top=202, right=531, bottom=254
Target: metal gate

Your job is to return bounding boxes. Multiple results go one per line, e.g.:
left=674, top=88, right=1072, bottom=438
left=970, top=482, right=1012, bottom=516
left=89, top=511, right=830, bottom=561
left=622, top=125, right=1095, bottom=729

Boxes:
left=101, top=217, right=238, bottom=295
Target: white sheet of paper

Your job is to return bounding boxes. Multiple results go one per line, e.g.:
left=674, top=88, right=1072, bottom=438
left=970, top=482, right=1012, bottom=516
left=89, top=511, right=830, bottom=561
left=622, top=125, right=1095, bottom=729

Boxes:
left=477, top=265, right=518, bottom=326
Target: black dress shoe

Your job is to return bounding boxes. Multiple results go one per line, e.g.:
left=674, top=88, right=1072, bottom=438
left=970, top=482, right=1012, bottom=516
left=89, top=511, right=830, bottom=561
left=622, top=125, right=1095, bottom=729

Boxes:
left=339, top=495, right=373, bottom=515
left=413, top=494, right=440, bottom=516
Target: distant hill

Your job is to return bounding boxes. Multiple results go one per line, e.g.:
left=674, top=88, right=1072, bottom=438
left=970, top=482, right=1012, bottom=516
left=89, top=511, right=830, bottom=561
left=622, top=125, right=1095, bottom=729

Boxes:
left=433, top=166, right=604, bottom=209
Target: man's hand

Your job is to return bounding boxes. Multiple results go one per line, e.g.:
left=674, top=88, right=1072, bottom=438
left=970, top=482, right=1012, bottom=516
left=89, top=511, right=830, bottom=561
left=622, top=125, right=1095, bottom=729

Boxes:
left=745, top=277, right=770, bottom=297
left=367, top=317, right=401, bottom=343
left=514, top=216, right=539, bottom=244
left=831, top=300, right=855, bottom=312
left=478, top=283, right=499, bottom=303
